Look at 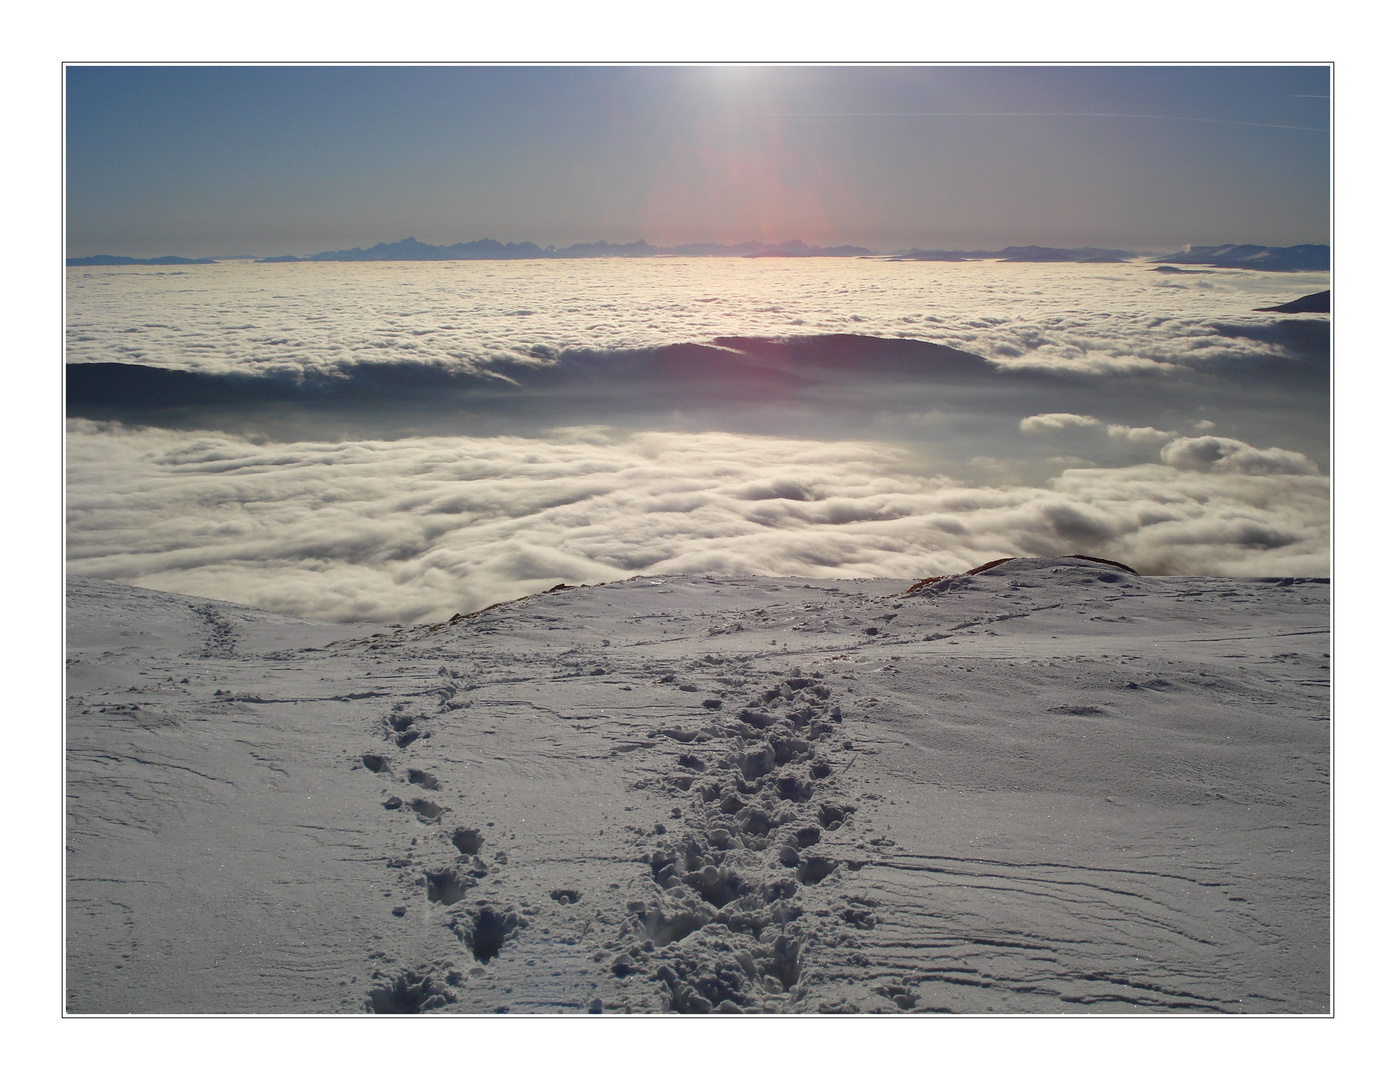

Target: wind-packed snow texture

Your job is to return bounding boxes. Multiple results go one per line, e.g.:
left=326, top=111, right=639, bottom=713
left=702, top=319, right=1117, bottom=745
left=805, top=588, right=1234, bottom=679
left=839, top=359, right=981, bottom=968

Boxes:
left=65, top=259, right=1329, bottom=622
left=66, top=559, right=1329, bottom=1014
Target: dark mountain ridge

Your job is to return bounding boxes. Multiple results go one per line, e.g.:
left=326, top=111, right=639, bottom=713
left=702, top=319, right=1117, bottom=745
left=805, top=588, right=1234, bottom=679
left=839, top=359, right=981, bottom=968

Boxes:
left=68, top=240, right=1331, bottom=270
left=66, top=254, right=216, bottom=266
left=1152, top=244, right=1329, bottom=272
left=256, top=237, right=875, bottom=262
left=1253, top=290, right=1330, bottom=314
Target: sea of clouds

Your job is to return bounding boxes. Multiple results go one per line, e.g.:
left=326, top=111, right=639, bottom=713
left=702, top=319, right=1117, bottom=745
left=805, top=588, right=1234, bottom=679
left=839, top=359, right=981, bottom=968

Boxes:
left=67, top=258, right=1328, bottom=381
left=66, top=421, right=1328, bottom=624
left=66, top=259, right=1329, bottom=622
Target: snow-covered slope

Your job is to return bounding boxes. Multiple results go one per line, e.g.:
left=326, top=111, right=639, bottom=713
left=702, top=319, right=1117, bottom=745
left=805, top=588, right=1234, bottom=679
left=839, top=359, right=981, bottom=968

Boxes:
left=65, top=558, right=1329, bottom=1014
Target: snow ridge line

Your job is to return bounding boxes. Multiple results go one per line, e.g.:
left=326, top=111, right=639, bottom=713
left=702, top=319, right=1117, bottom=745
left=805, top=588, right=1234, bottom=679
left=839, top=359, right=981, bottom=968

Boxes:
left=904, top=555, right=1140, bottom=596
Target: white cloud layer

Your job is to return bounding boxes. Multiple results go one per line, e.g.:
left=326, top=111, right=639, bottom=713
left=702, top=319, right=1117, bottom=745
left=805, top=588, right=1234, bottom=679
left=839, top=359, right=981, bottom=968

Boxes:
left=1160, top=435, right=1320, bottom=475
left=1107, top=423, right=1178, bottom=443
left=1019, top=413, right=1100, bottom=433
left=64, top=260, right=1329, bottom=622
left=1023, top=414, right=1184, bottom=444
left=66, top=259, right=1330, bottom=381
left=67, top=421, right=1330, bottom=623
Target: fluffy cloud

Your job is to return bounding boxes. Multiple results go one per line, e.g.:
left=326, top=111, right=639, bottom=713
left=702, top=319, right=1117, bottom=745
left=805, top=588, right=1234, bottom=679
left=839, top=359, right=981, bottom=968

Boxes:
left=1019, top=413, right=1100, bottom=434
left=67, top=421, right=1330, bottom=623
left=1020, top=415, right=1183, bottom=453
left=1021, top=415, right=1181, bottom=444
left=1160, top=436, right=1319, bottom=475
left=1106, top=424, right=1178, bottom=443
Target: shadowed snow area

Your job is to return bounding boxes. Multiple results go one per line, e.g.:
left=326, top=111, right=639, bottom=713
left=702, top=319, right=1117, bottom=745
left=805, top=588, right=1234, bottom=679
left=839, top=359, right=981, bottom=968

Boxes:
left=66, top=557, right=1329, bottom=1014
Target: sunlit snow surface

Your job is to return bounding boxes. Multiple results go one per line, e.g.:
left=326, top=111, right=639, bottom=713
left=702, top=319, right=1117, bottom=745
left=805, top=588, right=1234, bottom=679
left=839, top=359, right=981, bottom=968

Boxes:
left=65, top=259, right=1329, bottom=622
left=66, top=559, right=1329, bottom=1014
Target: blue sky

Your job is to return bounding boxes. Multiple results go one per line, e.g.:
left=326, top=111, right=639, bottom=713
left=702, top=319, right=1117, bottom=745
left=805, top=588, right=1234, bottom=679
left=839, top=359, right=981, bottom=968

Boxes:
left=65, top=65, right=1330, bottom=257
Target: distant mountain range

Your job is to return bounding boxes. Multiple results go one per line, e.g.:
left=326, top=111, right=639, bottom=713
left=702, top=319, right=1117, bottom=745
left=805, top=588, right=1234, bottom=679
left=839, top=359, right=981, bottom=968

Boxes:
left=66, top=254, right=216, bottom=266
left=1151, top=244, right=1330, bottom=272
left=255, top=237, right=876, bottom=262
left=66, top=240, right=1331, bottom=270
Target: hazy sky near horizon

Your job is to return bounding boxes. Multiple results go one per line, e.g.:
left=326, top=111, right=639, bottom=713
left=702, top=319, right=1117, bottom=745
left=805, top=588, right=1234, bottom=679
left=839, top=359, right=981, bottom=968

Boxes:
left=65, top=64, right=1330, bottom=258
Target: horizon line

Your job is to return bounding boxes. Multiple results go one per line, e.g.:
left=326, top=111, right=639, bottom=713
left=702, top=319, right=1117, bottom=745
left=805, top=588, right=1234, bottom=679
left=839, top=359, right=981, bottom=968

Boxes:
left=66, top=237, right=1333, bottom=263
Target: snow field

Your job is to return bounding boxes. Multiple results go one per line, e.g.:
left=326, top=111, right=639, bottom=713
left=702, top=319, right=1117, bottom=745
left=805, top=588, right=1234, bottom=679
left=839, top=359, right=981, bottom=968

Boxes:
left=65, top=558, right=1329, bottom=1013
